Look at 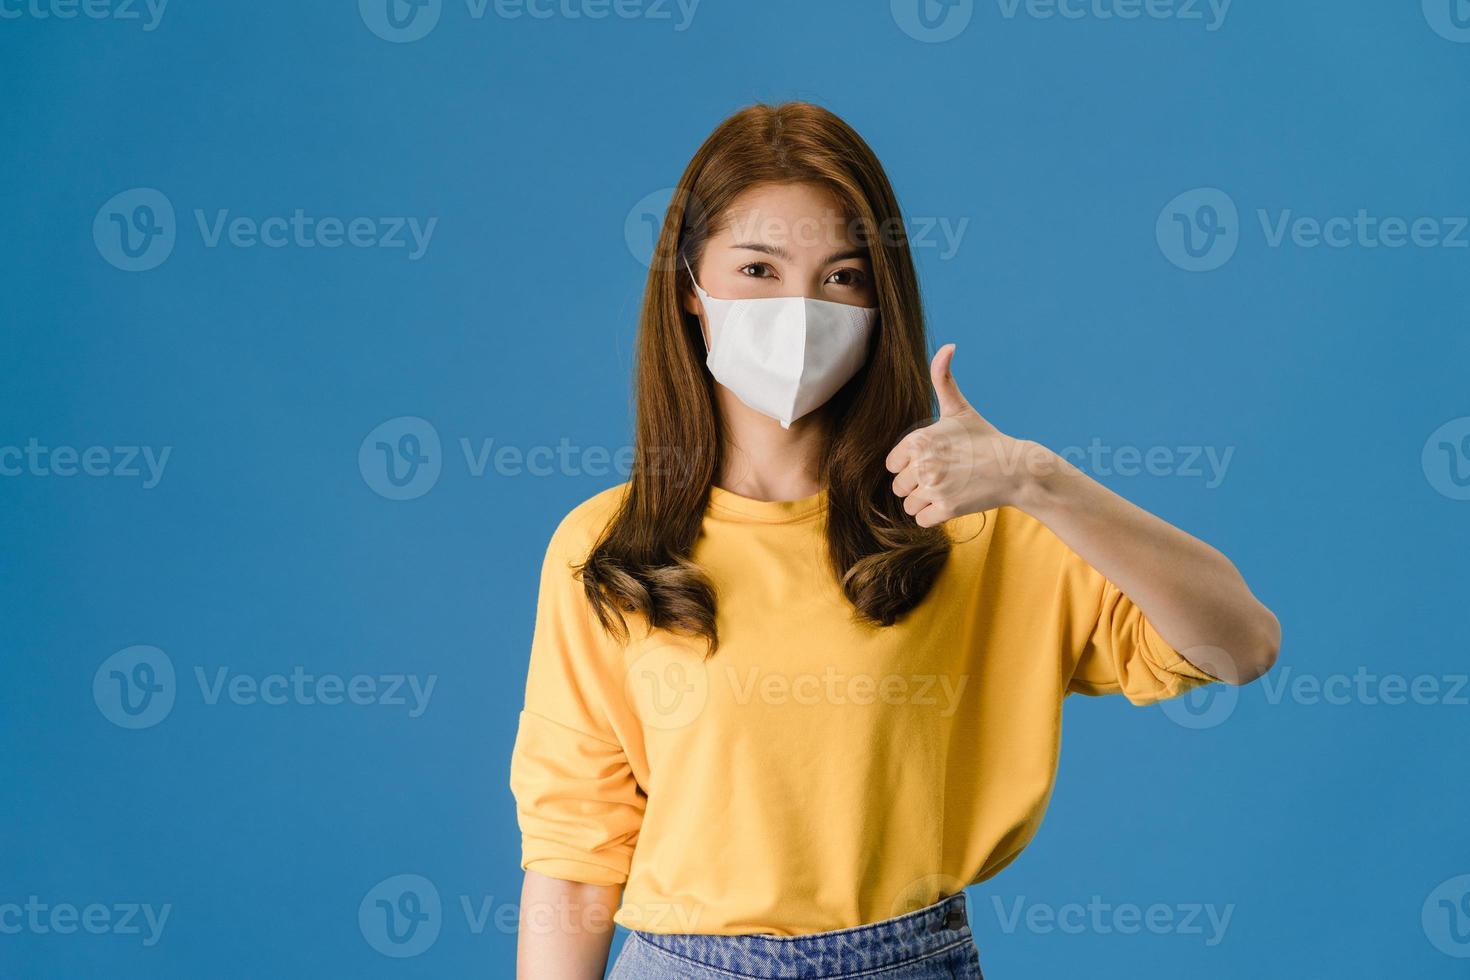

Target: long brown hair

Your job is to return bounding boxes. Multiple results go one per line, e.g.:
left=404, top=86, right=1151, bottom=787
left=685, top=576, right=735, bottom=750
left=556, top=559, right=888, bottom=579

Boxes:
left=578, top=101, right=951, bottom=654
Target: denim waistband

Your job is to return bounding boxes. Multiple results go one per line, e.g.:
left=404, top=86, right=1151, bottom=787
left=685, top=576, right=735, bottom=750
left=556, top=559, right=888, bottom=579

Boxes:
left=629, top=891, right=974, bottom=978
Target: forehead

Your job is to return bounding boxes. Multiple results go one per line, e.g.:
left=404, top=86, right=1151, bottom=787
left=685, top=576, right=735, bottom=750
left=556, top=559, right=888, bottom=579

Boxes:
left=711, top=182, right=858, bottom=247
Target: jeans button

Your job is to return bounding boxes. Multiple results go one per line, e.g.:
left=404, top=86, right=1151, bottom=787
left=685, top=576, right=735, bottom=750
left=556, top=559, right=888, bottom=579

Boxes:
left=943, top=904, right=965, bottom=930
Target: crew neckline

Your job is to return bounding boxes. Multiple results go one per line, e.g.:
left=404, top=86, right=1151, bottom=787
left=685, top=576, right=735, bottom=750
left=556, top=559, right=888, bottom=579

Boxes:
left=707, top=484, right=828, bottom=524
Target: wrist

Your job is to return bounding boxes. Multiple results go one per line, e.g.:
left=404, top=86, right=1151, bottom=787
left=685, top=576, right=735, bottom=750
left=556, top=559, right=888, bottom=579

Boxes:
left=1011, top=440, right=1073, bottom=517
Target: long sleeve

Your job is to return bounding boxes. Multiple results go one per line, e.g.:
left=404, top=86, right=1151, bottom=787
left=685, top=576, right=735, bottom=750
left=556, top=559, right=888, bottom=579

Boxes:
left=1064, top=555, right=1222, bottom=706
left=509, top=502, right=645, bottom=886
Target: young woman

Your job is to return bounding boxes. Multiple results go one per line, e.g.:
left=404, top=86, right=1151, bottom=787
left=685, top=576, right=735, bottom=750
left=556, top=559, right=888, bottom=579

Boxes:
left=510, top=101, right=1279, bottom=979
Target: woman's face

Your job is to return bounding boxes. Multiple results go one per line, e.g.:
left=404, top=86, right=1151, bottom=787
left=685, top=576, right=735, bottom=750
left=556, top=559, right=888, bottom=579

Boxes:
left=683, top=182, right=878, bottom=338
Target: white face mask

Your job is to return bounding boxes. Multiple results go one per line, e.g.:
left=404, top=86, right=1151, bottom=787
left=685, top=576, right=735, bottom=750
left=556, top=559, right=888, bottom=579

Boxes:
left=685, top=257, right=879, bottom=429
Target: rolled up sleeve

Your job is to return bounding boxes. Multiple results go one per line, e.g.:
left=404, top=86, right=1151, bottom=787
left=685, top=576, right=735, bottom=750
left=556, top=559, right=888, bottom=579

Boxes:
left=508, top=502, right=645, bottom=885
left=1067, top=574, right=1222, bottom=707
left=511, top=711, right=642, bottom=885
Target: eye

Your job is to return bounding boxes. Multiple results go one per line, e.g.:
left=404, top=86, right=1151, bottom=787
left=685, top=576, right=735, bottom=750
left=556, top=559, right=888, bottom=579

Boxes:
left=826, top=267, right=869, bottom=288
left=738, top=262, right=776, bottom=279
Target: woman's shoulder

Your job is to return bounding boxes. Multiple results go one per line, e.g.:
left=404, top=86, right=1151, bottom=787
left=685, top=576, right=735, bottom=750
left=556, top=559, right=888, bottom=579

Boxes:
left=942, top=504, right=1070, bottom=560
left=544, top=481, right=631, bottom=559
left=957, top=505, right=1097, bottom=595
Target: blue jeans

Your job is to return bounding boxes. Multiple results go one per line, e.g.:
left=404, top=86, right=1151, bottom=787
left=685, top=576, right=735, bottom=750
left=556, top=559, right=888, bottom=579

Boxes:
left=608, top=892, right=984, bottom=979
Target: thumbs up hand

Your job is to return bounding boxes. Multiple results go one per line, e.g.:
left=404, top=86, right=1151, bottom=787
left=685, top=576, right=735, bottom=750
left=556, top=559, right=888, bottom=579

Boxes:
left=884, top=344, right=1036, bottom=527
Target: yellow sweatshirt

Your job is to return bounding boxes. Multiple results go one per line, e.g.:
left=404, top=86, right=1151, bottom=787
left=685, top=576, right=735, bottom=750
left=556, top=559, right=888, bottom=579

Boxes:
left=509, top=482, right=1218, bottom=936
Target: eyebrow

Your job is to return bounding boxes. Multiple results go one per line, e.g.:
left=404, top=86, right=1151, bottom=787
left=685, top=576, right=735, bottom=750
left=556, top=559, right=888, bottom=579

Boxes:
left=731, top=243, right=870, bottom=265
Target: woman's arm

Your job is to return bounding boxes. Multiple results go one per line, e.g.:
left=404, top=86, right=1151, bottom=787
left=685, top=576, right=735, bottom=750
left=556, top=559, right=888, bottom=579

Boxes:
left=516, top=870, right=621, bottom=980
left=1014, top=447, right=1280, bottom=683
left=888, top=343, right=1280, bottom=684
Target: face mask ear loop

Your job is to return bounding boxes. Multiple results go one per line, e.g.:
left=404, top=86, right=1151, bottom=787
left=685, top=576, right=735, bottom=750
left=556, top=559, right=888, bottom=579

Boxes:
left=682, top=253, right=714, bottom=357
left=681, top=253, right=703, bottom=294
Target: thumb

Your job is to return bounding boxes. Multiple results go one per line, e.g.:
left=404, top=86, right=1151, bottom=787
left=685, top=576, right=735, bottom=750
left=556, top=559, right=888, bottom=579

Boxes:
left=930, top=343, right=973, bottom=418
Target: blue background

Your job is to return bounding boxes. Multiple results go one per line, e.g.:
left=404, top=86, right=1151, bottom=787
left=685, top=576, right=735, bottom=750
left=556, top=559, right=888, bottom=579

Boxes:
left=3, top=0, right=1468, bottom=976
